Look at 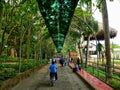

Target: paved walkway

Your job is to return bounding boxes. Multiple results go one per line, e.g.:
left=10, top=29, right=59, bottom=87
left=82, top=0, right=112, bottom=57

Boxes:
left=11, top=64, right=92, bottom=90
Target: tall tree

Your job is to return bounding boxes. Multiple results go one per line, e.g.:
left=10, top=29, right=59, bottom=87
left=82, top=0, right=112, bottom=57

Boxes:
left=102, top=0, right=112, bottom=81
left=78, top=0, right=97, bottom=67
left=0, top=0, right=3, bottom=30
left=26, top=17, right=32, bottom=60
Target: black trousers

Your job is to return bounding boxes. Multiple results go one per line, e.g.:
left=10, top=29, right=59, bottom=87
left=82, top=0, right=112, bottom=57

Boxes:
left=50, top=72, right=57, bottom=80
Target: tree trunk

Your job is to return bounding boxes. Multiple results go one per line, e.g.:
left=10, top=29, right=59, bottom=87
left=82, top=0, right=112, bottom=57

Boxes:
left=14, top=36, right=17, bottom=57
left=10, top=46, right=15, bottom=58
left=34, top=51, right=39, bottom=60
left=26, top=23, right=31, bottom=60
left=0, top=28, right=6, bottom=55
left=85, top=35, right=90, bottom=68
left=85, top=1, right=92, bottom=68
left=0, top=0, right=2, bottom=55
left=78, top=36, right=83, bottom=67
left=0, top=0, right=3, bottom=30
left=78, top=48, right=83, bottom=67
left=102, top=0, right=112, bottom=81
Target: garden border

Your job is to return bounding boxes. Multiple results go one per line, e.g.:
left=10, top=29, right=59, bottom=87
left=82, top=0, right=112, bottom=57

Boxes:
left=0, top=64, right=46, bottom=90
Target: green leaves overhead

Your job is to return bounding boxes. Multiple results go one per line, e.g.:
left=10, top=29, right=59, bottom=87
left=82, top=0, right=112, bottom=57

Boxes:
left=37, top=0, right=79, bottom=53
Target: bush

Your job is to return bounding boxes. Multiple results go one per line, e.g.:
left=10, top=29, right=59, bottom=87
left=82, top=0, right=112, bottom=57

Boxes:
left=0, top=58, right=49, bottom=81
left=20, top=59, right=48, bottom=72
left=109, top=79, right=120, bottom=89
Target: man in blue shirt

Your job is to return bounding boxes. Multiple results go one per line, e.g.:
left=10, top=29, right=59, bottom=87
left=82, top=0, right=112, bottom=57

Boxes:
left=50, top=61, right=57, bottom=80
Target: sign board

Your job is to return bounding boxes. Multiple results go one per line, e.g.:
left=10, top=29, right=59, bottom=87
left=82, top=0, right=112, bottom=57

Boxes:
left=69, top=52, right=78, bottom=61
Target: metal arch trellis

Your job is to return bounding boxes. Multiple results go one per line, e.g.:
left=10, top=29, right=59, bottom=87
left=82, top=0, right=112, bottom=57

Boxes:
left=37, top=0, right=79, bottom=53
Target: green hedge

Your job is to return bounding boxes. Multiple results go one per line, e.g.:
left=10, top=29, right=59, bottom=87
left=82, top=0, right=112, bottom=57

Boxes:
left=0, top=59, right=49, bottom=82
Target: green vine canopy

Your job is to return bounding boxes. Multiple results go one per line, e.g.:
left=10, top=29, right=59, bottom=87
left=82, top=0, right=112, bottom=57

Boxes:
left=37, top=0, right=78, bottom=53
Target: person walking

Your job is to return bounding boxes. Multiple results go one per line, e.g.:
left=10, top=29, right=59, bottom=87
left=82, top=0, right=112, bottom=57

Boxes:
left=49, top=60, right=58, bottom=81
left=59, top=56, right=64, bottom=67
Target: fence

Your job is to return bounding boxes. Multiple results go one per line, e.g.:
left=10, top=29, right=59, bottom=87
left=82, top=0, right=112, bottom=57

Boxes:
left=86, top=58, right=120, bottom=81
